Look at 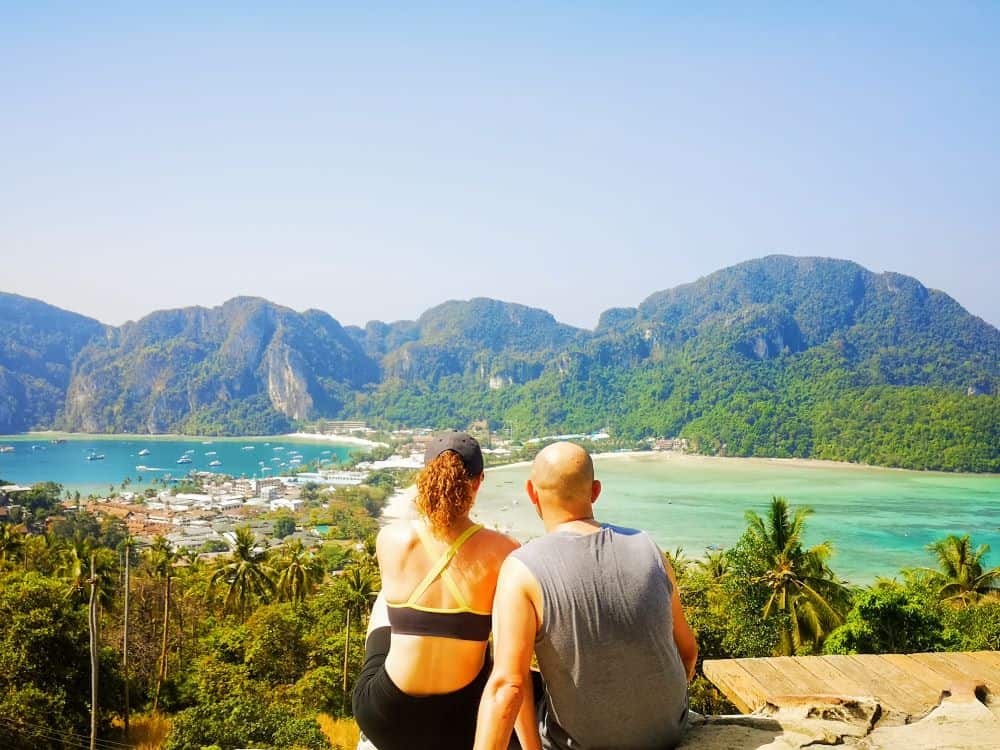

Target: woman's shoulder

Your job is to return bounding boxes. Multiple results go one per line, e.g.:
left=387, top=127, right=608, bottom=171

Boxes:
left=376, top=520, right=420, bottom=554
left=472, top=525, right=520, bottom=555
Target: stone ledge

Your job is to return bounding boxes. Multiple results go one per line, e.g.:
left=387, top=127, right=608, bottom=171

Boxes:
left=679, top=682, right=999, bottom=750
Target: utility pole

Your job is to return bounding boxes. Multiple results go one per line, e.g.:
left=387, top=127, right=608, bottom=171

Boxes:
left=122, top=538, right=132, bottom=737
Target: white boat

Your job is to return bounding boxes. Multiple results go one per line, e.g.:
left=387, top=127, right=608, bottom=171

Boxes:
left=242, top=446, right=255, bottom=451
left=184, top=449, right=195, bottom=454
left=176, top=457, right=193, bottom=464
left=138, top=448, right=151, bottom=456
left=0, top=446, right=14, bottom=453
left=205, top=451, right=217, bottom=456
left=274, top=446, right=285, bottom=452
left=87, top=452, right=105, bottom=461
left=209, top=460, right=222, bottom=467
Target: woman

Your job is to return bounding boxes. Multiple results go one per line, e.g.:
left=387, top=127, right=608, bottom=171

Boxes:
left=353, top=431, right=519, bottom=750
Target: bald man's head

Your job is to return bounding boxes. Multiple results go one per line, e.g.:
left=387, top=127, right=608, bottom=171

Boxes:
left=527, top=442, right=601, bottom=522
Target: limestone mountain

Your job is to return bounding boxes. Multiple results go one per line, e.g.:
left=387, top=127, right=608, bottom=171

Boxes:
left=0, top=293, right=105, bottom=433
left=61, top=297, right=379, bottom=434
left=1, top=256, right=997, bottom=470
left=347, top=298, right=585, bottom=386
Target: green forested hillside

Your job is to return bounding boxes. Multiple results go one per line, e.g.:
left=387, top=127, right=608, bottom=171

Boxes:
left=1, top=257, right=998, bottom=470
left=348, top=257, right=1000, bottom=471
left=0, top=293, right=105, bottom=433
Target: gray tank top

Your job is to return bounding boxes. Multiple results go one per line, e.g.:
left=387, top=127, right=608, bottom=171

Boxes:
left=511, top=524, right=688, bottom=750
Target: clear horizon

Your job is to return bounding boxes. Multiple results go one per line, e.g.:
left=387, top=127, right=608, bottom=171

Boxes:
left=3, top=3, right=999, bottom=329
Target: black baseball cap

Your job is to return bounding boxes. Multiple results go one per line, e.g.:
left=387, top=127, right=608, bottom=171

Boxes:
left=424, top=431, right=484, bottom=477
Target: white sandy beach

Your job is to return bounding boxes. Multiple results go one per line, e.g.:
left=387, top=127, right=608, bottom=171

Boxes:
left=283, top=431, right=389, bottom=449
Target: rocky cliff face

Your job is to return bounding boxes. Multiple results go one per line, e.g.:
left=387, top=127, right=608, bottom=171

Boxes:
left=59, top=297, right=379, bottom=434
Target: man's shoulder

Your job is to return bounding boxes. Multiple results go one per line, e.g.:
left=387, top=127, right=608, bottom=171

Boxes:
left=601, top=522, right=648, bottom=537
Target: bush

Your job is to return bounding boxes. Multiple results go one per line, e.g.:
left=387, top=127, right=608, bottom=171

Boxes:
left=823, top=587, right=953, bottom=654
left=942, top=601, right=1000, bottom=651
left=164, top=697, right=329, bottom=750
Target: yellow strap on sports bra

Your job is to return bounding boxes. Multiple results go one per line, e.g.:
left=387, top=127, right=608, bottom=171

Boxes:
left=406, top=522, right=483, bottom=609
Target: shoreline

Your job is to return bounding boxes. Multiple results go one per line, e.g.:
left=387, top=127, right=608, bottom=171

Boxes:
left=5, top=432, right=995, bottom=476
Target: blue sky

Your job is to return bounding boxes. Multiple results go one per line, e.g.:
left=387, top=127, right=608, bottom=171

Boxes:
left=3, top=2, right=998, bottom=329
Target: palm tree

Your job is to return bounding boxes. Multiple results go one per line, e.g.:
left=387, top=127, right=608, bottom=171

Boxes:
left=0, top=523, right=26, bottom=567
left=663, top=546, right=691, bottom=577
left=697, top=549, right=729, bottom=582
left=744, top=497, right=848, bottom=655
left=276, top=539, right=324, bottom=604
left=923, top=534, right=1000, bottom=607
left=340, top=563, right=376, bottom=700
left=147, top=535, right=178, bottom=711
left=209, top=527, right=275, bottom=620
left=59, top=537, right=116, bottom=607
left=120, top=535, right=136, bottom=737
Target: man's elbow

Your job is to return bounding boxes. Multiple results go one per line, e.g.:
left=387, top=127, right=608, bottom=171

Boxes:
left=680, top=640, right=698, bottom=681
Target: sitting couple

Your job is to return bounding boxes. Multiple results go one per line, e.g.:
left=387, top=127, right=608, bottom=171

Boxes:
left=353, top=432, right=698, bottom=750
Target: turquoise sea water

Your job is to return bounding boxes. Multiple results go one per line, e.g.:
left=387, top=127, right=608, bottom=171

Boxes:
left=0, top=435, right=355, bottom=494
left=473, top=453, right=1000, bottom=583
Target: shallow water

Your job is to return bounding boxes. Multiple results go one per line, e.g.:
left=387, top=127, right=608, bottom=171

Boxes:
left=0, top=435, right=354, bottom=495
left=473, top=453, right=1000, bottom=583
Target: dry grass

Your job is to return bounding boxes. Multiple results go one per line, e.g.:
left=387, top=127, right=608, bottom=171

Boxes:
left=317, top=713, right=360, bottom=749
left=109, top=713, right=172, bottom=749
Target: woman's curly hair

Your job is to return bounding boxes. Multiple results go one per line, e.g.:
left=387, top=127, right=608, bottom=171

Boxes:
left=416, top=451, right=477, bottom=536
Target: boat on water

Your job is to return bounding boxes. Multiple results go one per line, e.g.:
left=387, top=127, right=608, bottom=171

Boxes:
left=242, top=446, right=255, bottom=451
left=138, top=448, right=151, bottom=456
left=184, top=449, right=195, bottom=454
left=176, top=457, right=193, bottom=464
left=51, top=438, right=67, bottom=444
left=86, top=453, right=105, bottom=461
left=0, top=446, right=15, bottom=453
left=274, top=446, right=285, bottom=452
left=205, top=451, right=217, bottom=456
left=209, top=460, right=222, bottom=467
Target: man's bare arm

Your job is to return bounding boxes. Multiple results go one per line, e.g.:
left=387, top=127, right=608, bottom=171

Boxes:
left=664, top=557, right=698, bottom=681
left=474, top=558, right=542, bottom=750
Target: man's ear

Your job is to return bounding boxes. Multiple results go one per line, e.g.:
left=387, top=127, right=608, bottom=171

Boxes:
left=591, top=479, right=602, bottom=504
left=525, top=479, right=539, bottom=506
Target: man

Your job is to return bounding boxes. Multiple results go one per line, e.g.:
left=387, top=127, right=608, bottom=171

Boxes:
left=475, top=442, right=697, bottom=750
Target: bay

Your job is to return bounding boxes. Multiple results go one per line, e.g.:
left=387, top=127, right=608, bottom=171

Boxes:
left=0, top=435, right=355, bottom=494
left=473, top=452, right=1000, bottom=583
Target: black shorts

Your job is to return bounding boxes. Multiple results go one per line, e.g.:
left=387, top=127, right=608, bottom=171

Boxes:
left=352, top=627, right=492, bottom=750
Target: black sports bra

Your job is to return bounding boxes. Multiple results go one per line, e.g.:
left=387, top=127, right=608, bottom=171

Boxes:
left=386, top=522, right=492, bottom=642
